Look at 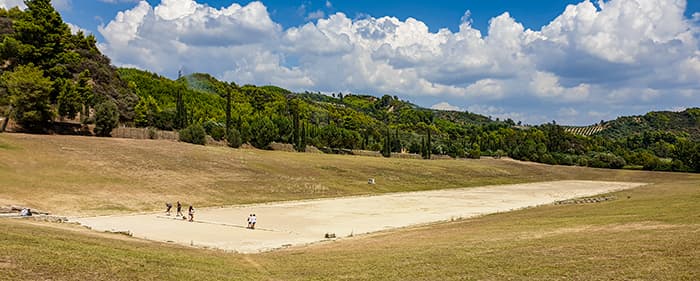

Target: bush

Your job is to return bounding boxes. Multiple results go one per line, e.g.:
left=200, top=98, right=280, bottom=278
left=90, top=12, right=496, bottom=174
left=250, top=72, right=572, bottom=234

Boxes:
left=250, top=116, right=277, bottom=149
left=576, top=156, right=589, bottom=167
left=147, top=127, right=158, bottom=139
left=494, top=149, right=506, bottom=159
left=94, top=101, right=119, bottom=137
left=587, top=152, right=626, bottom=169
left=467, top=148, right=481, bottom=159
left=540, top=153, right=556, bottom=165
left=553, top=153, right=574, bottom=166
left=179, top=123, right=206, bottom=145
left=2, top=65, right=54, bottom=131
left=154, top=108, right=175, bottom=130
left=203, top=121, right=225, bottom=141
left=227, top=128, right=242, bottom=148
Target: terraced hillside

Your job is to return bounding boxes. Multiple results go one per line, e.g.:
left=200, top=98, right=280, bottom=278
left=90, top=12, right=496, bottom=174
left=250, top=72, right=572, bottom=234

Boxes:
left=563, top=124, right=607, bottom=136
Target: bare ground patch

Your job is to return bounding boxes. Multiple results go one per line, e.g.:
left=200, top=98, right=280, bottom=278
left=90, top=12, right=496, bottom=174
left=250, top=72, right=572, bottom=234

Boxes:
left=74, top=180, right=645, bottom=253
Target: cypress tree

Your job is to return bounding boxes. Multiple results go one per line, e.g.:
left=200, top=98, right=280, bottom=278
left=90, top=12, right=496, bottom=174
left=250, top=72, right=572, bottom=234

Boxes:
left=427, top=127, right=432, bottom=159
left=174, top=86, right=188, bottom=129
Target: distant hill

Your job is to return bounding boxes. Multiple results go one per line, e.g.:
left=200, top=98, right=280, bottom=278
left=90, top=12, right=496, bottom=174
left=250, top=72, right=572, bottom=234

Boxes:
left=594, top=108, right=700, bottom=141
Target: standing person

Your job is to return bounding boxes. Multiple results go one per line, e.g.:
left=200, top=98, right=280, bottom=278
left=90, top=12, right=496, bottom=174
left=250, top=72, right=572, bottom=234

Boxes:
left=246, top=214, right=252, bottom=229
left=188, top=205, right=195, bottom=222
left=250, top=214, right=256, bottom=230
left=165, top=202, right=172, bottom=216
left=176, top=201, right=183, bottom=217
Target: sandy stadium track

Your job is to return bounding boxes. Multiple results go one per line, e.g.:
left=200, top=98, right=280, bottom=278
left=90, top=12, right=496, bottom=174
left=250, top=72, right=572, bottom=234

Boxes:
left=73, top=180, right=645, bottom=253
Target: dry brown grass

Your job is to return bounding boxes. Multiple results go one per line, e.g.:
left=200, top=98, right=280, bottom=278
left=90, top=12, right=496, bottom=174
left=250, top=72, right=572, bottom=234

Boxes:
left=0, top=173, right=698, bottom=280
left=1, top=133, right=698, bottom=280
left=0, top=133, right=615, bottom=216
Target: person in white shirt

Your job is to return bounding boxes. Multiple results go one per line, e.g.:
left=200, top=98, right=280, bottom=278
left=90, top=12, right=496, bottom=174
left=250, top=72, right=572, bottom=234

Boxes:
left=250, top=214, right=256, bottom=229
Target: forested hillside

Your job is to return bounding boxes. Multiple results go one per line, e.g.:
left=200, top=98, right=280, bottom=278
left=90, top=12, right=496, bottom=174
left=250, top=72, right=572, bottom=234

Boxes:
left=0, top=1, right=698, bottom=173
left=595, top=109, right=700, bottom=140
left=116, top=67, right=699, bottom=173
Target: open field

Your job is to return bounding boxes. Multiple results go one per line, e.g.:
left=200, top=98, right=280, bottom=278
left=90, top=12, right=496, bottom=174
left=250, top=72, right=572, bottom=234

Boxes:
left=1, top=133, right=699, bottom=280
left=75, top=180, right=645, bottom=253
left=2, top=176, right=698, bottom=280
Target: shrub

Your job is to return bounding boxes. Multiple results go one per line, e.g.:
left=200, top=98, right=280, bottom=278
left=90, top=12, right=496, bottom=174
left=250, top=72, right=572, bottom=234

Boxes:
left=2, top=65, right=54, bottom=131
left=587, top=152, right=626, bottom=169
left=540, top=153, right=556, bottom=165
left=227, top=128, right=242, bottom=148
left=467, top=148, right=481, bottom=159
left=147, top=127, right=158, bottom=139
left=154, top=108, right=175, bottom=130
left=179, top=123, right=206, bottom=145
left=94, top=100, right=119, bottom=137
left=250, top=116, right=277, bottom=149
left=203, top=121, right=225, bottom=141
left=494, top=149, right=506, bottom=159
left=553, top=153, right=574, bottom=166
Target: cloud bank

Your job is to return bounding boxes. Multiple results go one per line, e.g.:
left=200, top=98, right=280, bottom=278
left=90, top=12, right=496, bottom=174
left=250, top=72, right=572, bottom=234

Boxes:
left=37, top=0, right=700, bottom=124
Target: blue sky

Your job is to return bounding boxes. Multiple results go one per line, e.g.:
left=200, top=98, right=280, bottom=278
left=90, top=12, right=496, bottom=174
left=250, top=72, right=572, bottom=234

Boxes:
left=59, top=0, right=700, bottom=40
left=2, top=0, right=699, bottom=125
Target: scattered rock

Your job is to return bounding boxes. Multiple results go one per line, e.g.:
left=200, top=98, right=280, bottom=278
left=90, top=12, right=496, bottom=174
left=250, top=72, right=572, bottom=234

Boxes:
left=555, top=196, right=617, bottom=205
left=324, top=233, right=336, bottom=239
left=28, top=215, right=68, bottom=223
left=104, top=230, right=132, bottom=237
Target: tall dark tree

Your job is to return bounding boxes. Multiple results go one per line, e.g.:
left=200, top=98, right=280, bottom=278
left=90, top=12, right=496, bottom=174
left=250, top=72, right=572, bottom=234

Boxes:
left=382, top=127, right=391, bottom=157
left=174, top=84, right=188, bottom=129
left=299, top=121, right=307, bottom=151
left=76, top=70, right=94, bottom=119
left=56, top=78, right=80, bottom=119
left=6, top=0, right=71, bottom=71
left=225, top=83, right=237, bottom=136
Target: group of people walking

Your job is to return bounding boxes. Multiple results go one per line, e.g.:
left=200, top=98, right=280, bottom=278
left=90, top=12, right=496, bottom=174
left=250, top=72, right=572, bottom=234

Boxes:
left=166, top=201, right=194, bottom=222
left=165, top=202, right=257, bottom=229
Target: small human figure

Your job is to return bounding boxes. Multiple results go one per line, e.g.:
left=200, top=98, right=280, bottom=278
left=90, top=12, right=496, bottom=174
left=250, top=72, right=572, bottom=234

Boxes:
left=176, top=201, right=183, bottom=217
left=165, top=202, right=173, bottom=216
left=246, top=214, right=253, bottom=229
left=250, top=214, right=256, bottom=230
left=20, top=208, right=32, bottom=216
left=188, top=205, right=195, bottom=222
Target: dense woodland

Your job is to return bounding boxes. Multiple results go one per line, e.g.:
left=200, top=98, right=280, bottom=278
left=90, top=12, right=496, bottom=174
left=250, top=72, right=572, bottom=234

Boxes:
left=0, top=1, right=698, bottom=173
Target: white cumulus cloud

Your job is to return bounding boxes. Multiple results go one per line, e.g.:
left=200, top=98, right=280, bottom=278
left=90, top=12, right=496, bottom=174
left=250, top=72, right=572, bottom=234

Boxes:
left=431, top=102, right=462, bottom=111
left=0, top=0, right=25, bottom=9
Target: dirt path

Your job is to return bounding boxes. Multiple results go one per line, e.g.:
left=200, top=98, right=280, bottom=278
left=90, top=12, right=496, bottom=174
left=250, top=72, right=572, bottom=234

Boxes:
left=73, top=180, right=645, bottom=253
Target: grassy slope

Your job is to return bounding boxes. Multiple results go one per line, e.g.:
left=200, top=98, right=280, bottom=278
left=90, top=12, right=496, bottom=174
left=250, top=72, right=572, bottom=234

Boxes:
left=1, top=133, right=698, bottom=280
left=1, top=133, right=594, bottom=216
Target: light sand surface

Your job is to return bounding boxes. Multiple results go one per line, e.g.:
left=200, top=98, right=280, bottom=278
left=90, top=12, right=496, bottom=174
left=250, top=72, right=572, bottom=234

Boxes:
left=73, top=180, right=645, bottom=253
